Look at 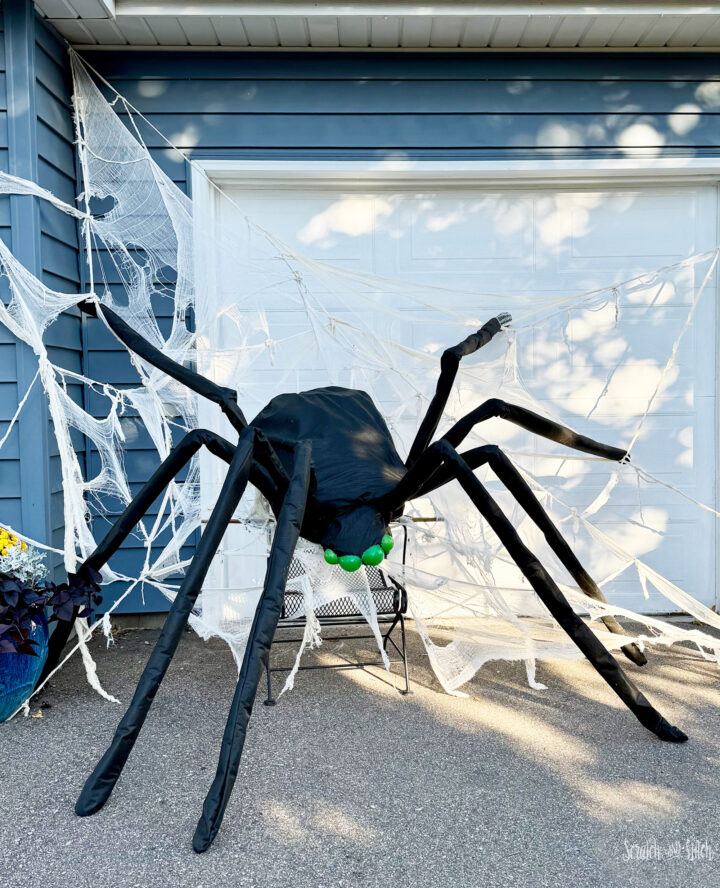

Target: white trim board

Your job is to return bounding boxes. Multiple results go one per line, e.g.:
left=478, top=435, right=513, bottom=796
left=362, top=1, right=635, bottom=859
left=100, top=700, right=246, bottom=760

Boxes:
left=117, top=4, right=720, bottom=14
left=194, top=158, right=720, bottom=191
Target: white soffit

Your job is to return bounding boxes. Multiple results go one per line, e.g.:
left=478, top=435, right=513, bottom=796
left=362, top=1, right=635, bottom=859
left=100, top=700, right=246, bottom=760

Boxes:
left=33, top=3, right=720, bottom=50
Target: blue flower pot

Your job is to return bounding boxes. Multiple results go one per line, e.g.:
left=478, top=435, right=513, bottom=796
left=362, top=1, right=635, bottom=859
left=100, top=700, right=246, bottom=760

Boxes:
left=0, top=612, right=49, bottom=723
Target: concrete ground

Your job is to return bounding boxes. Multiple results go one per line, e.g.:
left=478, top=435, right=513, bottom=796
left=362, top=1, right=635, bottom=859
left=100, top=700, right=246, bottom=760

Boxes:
left=1, top=624, right=719, bottom=888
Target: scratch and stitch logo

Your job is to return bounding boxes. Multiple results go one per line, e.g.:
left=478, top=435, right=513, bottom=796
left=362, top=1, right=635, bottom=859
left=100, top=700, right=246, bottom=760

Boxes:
left=623, top=837, right=716, bottom=862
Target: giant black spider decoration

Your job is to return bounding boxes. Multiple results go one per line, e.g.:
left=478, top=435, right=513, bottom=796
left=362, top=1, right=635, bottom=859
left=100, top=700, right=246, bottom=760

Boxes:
left=62, top=305, right=686, bottom=853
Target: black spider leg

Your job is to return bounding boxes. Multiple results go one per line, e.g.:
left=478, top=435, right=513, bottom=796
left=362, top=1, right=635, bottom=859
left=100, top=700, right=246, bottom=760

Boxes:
left=75, top=426, right=267, bottom=818
left=43, top=303, right=278, bottom=684
left=441, top=397, right=629, bottom=460
left=407, top=313, right=510, bottom=466
left=42, top=301, right=248, bottom=684
left=398, top=397, right=641, bottom=664
left=382, top=441, right=687, bottom=743
left=193, top=442, right=312, bottom=854
left=412, top=444, right=647, bottom=667
left=79, top=300, right=248, bottom=434
left=38, top=427, right=283, bottom=685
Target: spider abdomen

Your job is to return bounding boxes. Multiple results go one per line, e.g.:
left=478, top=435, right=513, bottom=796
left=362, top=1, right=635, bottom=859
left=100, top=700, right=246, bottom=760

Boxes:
left=251, top=386, right=407, bottom=512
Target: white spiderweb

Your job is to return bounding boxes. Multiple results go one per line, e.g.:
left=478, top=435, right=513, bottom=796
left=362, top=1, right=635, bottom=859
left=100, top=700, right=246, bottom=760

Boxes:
left=2, top=51, right=720, bottom=712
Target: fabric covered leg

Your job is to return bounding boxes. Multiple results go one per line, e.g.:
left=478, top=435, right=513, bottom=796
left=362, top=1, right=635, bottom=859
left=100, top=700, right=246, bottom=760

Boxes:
left=40, top=428, right=239, bottom=685
left=406, top=313, right=510, bottom=465
left=425, top=440, right=687, bottom=743
left=384, top=402, right=626, bottom=515
left=419, top=444, right=647, bottom=667
left=443, top=398, right=629, bottom=460
left=193, top=442, right=312, bottom=853
left=75, top=429, right=258, bottom=817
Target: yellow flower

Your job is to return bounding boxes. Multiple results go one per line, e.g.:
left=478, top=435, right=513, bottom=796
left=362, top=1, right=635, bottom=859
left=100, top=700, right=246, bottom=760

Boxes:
left=0, top=548, right=7, bottom=557
left=21, top=542, right=27, bottom=551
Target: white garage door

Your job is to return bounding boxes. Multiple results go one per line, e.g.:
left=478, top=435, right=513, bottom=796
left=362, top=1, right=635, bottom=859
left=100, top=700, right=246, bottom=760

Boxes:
left=205, top=178, right=717, bottom=613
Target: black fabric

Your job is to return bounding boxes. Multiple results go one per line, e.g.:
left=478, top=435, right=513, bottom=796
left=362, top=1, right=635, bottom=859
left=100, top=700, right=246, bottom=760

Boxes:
left=38, top=428, right=278, bottom=685
left=253, top=386, right=405, bottom=554
left=384, top=397, right=628, bottom=512
left=193, top=442, right=312, bottom=853
left=45, top=302, right=267, bottom=685
left=443, top=398, right=629, bottom=461
left=405, top=440, right=686, bottom=743
left=79, top=300, right=248, bottom=433
left=75, top=429, right=258, bottom=818
left=406, top=314, right=508, bottom=465
left=84, top=429, right=235, bottom=572
left=253, top=387, right=406, bottom=510
left=420, top=444, right=646, bottom=666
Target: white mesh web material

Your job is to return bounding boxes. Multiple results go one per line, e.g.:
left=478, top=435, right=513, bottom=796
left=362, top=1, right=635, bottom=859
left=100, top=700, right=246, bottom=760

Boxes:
left=2, top=51, right=720, bottom=712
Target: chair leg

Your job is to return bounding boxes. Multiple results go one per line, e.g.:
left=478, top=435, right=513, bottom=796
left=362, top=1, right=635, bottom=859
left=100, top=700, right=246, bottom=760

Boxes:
left=382, top=613, right=401, bottom=650
left=263, top=656, right=275, bottom=706
left=399, top=613, right=411, bottom=695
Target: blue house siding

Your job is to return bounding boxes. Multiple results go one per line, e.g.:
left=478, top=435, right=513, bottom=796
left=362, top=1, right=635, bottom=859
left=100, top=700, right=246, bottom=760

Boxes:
left=0, top=6, right=18, bottom=533
left=0, top=1, right=81, bottom=582
left=75, top=48, right=720, bottom=613
left=3, top=0, right=49, bottom=560
left=83, top=50, right=720, bottom=160
left=35, top=18, right=83, bottom=575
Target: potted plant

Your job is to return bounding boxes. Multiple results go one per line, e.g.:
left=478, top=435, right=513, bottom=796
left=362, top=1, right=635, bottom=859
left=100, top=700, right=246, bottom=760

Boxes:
left=0, top=527, right=102, bottom=722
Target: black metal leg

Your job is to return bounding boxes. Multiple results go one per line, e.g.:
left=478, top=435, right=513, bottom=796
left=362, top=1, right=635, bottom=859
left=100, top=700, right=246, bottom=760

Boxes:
left=192, top=443, right=312, bottom=853
left=399, top=613, right=410, bottom=695
left=263, top=657, right=275, bottom=706
left=379, top=612, right=411, bottom=694
left=409, top=440, right=687, bottom=743
left=75, top=430, right=258, bottom=818
left=382, top=613, right=401, bottom=650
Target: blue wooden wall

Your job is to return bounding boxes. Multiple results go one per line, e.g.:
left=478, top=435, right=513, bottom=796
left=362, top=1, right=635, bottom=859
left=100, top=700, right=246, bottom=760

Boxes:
left=0, top=1, right=81, bottom=582
left=82, top=50, right=720, bottom=159
left=36, top=17, right=83, bottom=577
left=0, top=7, right=15, bottom=534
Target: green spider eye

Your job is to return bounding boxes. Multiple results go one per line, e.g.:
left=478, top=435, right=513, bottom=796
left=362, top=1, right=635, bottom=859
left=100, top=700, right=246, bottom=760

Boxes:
left=381, top=534, right=394, bottom=554
left=362, top=545, right=384, bottom=566
left=339, top=554, right=362, bottom=572
left=324, top=549, right=339, bottom=565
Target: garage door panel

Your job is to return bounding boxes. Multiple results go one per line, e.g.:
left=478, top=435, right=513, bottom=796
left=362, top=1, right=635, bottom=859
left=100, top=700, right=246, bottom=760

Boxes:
left=407, top=195, right=533, bottom=263
left=527, top=306, right=702, bottom=375
left=552, top=191, right=696, bottom=262
left=213, top=179, right=717, bottom=611
left=244, top=194, right=377, bottom=267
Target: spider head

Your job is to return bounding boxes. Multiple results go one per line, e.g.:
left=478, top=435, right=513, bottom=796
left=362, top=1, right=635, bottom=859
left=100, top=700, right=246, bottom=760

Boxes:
left=321, top=505, right=394, bottom=572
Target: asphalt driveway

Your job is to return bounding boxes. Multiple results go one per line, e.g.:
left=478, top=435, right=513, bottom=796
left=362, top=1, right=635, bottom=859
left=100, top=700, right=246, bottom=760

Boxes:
left=1, top=624, right=718, bottom=888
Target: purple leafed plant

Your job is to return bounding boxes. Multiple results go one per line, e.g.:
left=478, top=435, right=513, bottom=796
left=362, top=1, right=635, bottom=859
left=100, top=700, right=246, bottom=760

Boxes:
left=0, top=527, right=102, bottom=655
